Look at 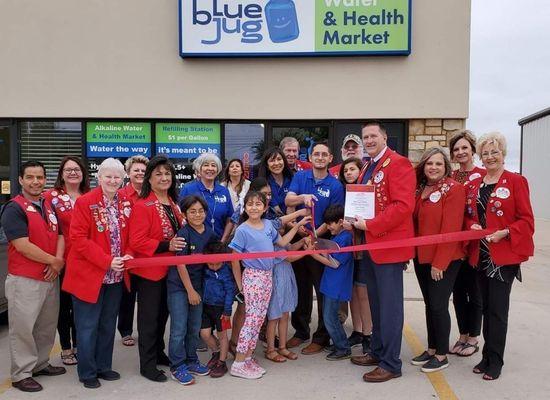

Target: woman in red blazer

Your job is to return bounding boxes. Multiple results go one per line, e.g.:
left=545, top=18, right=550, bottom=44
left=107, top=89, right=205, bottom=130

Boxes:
left=63, top=158, right=132, bottom=389
left=448, top=131, right=486, bottom=356
left=465, top=132, right=535, bottom=381
left=44, top=156, right=90, bottom=365
left=411, top=147, right=466, bottom=373
left=129, top=155, right=185, bottom=382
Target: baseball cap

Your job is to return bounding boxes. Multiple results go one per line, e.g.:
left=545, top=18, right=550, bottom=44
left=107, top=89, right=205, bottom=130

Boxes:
left=342, top=134, right=362, bottom=147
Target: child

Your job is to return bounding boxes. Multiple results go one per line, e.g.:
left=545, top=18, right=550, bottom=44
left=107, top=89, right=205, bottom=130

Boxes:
left=310, top=204, right=354, bottom=361
left=228, top=191, right=311, bottom=379
left=200, top=241, right=236, bottom=378
left=167, top=195, right=216, bottom=385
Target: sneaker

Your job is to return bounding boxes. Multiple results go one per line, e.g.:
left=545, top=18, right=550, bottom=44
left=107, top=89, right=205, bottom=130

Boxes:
left=197, top=338, right=208, bottom=352
left=421, top=356, right=449, bottom=373
left=324, top=344, right=335, bottom=353
left=362, top=335, right=372, bottom=355
left=187, top=360, right=210, bottom=376
left=245, top=358, right=266, bottom=375
left=347, top=331, right=363, bottom=348
left=326, top=349, right=352, bottom=361
left=411, top=351, right=434, bottom=366
left=210, top=360, right=228, bottom=378
left=207, top=352, right=220, bottom=370
left=230, top=362, right=262, bottom=379
left=171, top=365, right=195, bottom=385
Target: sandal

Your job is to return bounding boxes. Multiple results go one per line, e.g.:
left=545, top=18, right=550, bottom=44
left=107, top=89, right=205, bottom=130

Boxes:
left=473, top=360, right=487, bottom=374
left=457, top=342, right=479, bottom=357
left=278, top=348, right=298, bottom=360
left=122, top=336, right=135, bottom=347
left=449, top=340, right=466, bottom=355
left=61, top=351, right=78, bottom=365
left=265, top=349, right=286, bottom=363
left=482, top=372, right=500, bottom=381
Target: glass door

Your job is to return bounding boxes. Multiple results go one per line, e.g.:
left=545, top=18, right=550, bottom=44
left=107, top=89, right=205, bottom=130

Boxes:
left=268, top=122, right=331, bottom=162
left=0, top=121, right=12, bottom=314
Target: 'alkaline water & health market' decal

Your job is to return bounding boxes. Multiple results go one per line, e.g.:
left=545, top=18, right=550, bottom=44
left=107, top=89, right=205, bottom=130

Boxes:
left=86, top=122, right=152, bottom=157
left=180, top=0, right=411, bottom=57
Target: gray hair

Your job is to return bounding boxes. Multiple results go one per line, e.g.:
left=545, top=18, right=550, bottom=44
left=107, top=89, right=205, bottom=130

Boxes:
left=279, top=137, right=299, bottom=150
left=476, top=132, right=507, bottom=158
left=192, top=153, right=222, bottom=175
left=98, top=158, right=125, bottom=178
left=124, top=155, right=149, bottom=173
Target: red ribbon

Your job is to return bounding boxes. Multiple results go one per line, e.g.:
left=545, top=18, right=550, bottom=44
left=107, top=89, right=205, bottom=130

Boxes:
left=126, top=229, right=494, bottom=269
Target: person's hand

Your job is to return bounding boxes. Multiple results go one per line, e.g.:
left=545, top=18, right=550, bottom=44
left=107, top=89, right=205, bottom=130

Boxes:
left=122, top=254, right=134, bottom=261
left=298, top=208, right=311, bottom=217
left=486, top=229, right=509, bottom=244
left=43, top=265, right=59, bottom=281
left=470, top=223, right=482, bottom=230
left=302, top=194, right=318, bottom=208
left=303, top=236, right=315, bottom=250
left=169, top=237, right=187, bottom=252
left=50, top=257, right=64, bottom=273
left=297, top=216, right=312, bottom=227
left=352, top=216, right=367, bottom=231
left=188, top=289, right=201, bottom=306
left=431, top=267, right=444, bottom=281
left=343, top=220, right=354, bottom=231
left=111, top=257, right=125, bottom=272
left=297, top=226, right=309, bottom=237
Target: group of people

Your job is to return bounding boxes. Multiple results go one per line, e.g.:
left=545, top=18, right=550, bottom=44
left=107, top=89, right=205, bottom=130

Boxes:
left=1, top=122, right=535, bottom=392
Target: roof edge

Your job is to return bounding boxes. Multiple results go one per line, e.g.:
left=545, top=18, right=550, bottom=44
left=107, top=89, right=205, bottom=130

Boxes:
left=518, top=107, right=550, bottom=126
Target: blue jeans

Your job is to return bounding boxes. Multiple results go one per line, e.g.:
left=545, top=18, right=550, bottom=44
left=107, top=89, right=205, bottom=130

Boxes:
left=72, top=283, right=123, bottom=381
left=323, top=296, right=350, bottom=352
left=167, top=288, right=203, bottom=369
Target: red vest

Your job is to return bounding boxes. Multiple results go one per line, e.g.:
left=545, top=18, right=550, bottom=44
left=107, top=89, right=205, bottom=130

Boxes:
left=8, top=195, right=59, bottom=281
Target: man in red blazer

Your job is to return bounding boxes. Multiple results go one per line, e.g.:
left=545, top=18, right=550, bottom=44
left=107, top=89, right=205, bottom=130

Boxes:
left=346, top=121, right=416, bottom=383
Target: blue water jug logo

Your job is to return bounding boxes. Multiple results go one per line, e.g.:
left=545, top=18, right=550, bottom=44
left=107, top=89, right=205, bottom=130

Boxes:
left=265, top=0, right=300, bottom=43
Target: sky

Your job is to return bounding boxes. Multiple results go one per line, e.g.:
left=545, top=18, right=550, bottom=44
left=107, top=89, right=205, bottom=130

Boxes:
left=468, top=0, right=550, bottom=172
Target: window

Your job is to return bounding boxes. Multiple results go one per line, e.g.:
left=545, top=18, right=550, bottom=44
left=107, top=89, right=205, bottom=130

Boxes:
left=224, top=123, right=265, bottom=179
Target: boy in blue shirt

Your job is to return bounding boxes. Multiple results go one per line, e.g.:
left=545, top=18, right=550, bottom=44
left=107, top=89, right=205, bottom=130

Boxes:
left=310, top=205, right=354, bottom=361
left=200, top=242, right=236, bottom=378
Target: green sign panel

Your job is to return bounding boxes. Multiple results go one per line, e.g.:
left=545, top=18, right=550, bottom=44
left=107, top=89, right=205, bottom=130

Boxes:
left=155, top=123, right=221, bottom=159
left=86, top=122, right=152, bottom=157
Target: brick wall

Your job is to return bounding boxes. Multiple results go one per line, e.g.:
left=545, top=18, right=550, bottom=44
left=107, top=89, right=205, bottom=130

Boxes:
left=408, top=119, right=465, bottom=163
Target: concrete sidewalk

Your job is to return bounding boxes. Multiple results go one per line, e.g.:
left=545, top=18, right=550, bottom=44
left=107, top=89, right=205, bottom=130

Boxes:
left=1, top=220, right=548, bottom=399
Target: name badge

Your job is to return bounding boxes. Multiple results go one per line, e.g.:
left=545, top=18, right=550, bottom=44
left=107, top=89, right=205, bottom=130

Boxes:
left=429, top=191, right=442, bottom=203
left=495, top=187, right=510, bottom=199
left=469, top=172, right=482, bottom=181
left=49, top=213, right=58, bottom=225
left=374, top=171, right=384, bottom=184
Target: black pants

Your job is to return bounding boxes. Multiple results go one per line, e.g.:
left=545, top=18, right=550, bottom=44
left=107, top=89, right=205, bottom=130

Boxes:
left=134, top=276, right=169, bottom=374
left=477, top=267, right=515, bottom=376
left=291, top=256, right=330, bottom=346
left=415, top=259, right=461, bottom=356
left=117, top=275, right=137, bottom=338
left=58, top=274, right=77, bottom=350
left=452, top=260, right=483, bottom=336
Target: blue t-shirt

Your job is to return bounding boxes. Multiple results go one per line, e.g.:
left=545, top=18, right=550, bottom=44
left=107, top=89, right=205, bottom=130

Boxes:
left=268, top=175, right=291, bottom=214
left=179, top=179, right=234, bottom=238
left=287, top=170, right=345, bottom=228
left=320, top=230, right=354, bottom=301
left=228, top=219, right=281, bottom=271
left=166, top=224, right=218, bottom=293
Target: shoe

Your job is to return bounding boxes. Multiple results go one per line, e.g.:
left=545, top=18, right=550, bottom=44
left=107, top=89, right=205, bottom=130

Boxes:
left=207, top=352, right=220, bottom=370
left=347, top=331, right=363, bottom=348
left=171, top=365, right=195, bottom=385
left=324, top=344, right=335, bottom=353
left=351, top=353, right=379, bottom=366
left=210, top=360, right=228, bottom=378
left=197, top=345, right=208, bottom=352
left=230, top=362, right=262, bottom=379
left=473, top=359, right=488, bottom=374
left=449, top=340, right=466, bottom=355
left=61, top=350, right=78, bottom=365
left=121, top=335, right=135, bottom=347
left=411, top=351, right=433, bottom=366
left=187, top=360, right=210, bottom=376
left=141, top=369, right=168, bottom=382
left=457, top=342, right=479, bottom=357
left=97, top=370, right=121, bottom=381
left=286, top=336, right=305, bottom=348
left=32, top=364, right=67, bottom=377
left=157, top=352, right=170, bottom=366
left=363, top=367, right=402, bottom=382
left=245, top=358, right=266, bottom=375
left=301, top=342, right=324, bottom=355
left=362, top=335, right=372, bottom=355
left=12, top=377, right=43, bottom=392
left=421, top=357, right=449, bottom=373
left=326, top=350, right=352, bottom=361
left=82, top=378, right=101, bottom=389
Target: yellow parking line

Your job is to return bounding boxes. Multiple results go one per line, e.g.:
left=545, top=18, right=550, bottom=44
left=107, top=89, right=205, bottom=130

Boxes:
left=403, top=323, right=458, bottom=400
left=0, top=342, right=61, bottom=395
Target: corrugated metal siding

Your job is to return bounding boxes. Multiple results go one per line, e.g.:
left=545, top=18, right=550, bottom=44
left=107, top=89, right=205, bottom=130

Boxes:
left=522, top=115, right=550, bottom=220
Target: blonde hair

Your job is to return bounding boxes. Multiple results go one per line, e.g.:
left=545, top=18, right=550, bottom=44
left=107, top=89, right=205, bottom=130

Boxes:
left=124, top=155, right=149, bottom=173
left=476, top=132, right=507, bottom=158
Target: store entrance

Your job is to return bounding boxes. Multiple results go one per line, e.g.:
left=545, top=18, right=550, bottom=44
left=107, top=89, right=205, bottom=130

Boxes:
left=0, top=120, right=14, bottom=314
left=268, top=122, right=331, bottom=163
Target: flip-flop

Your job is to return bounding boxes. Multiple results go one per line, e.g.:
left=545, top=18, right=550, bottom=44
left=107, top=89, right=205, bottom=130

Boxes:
left=449, top=340, right=466, bottom=354
left=122, top=336, right=135, bottom=346
left=457, top=342, right=479, bottom=357
left=61, top=351, right=78, bottom=365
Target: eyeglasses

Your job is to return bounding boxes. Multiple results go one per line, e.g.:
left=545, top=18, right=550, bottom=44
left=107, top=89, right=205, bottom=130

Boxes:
left=63, top=168, right=82, bottom=174
left=480, top=150, right=501, bottom=159
left=311, top=152, right=330, bottom=158
left=187, top=209, right=206, bottom=216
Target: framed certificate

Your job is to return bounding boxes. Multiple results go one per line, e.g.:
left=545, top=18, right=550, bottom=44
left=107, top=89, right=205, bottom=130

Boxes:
left=345, top=184, right=375, bottom=221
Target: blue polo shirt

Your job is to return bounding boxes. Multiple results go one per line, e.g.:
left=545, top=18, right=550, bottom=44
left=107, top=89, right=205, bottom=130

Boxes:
left=268, top=175, right=292, bottom=214
left=179, top=179, right=234, bottom=238
left=287, top=170, right=345, bottom=229
left=320, top=230, right=353, bottom=301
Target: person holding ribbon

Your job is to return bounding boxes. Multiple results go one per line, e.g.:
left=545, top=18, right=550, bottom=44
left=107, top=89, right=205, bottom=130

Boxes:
left=258, top=147, right=294, bottom=215
left=410, top=147, right=466, bottom=373
left=348, top=121, right=415, bottom=383
left=63, top=157, right=133, bottom=389
left=117, top=155, right=149, bottom=348
left=129, top=155, right=185, bottom=382
left=44, top=156, right=90, bottom=366
left=465, top=132, right=534, bottom=381
left=448, top=130, right=485, bottom=357
left=221, top=158, right=250, bottom=210
left=179, top=153, right=234, bottom=243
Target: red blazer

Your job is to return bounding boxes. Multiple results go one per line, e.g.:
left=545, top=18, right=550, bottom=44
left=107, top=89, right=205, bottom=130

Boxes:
left=451, top=166, right=486, bottom=185
left=464, top=170, right=535, bottom=266
left=358, top=149, right=416, bottom=264
left=63, top=187, right=132, bottom=303
left=118, top=184, right=139, bottom=206
left=329, top=163, right=341, bottom=179
left=129, top=192, right=183, bottom=281
left=414, top=178, right=466, bottom=270
left=43, top=188, right=77, bottom=259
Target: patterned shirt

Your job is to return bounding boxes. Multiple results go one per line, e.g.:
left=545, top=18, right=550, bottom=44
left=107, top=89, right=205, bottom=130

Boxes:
left=102, top=193, right=123, bottom=284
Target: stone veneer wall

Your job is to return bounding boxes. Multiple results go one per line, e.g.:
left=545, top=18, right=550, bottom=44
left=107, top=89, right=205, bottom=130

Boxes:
left=408, top=119, right=466, bottom=164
